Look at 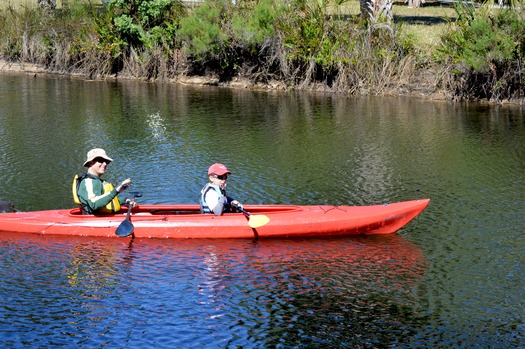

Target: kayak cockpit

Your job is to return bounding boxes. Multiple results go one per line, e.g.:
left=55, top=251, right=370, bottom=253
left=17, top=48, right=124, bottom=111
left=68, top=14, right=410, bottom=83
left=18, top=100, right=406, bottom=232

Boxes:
left=67, top=204, right=303, bottom=218
left=67, top=205, right=202, bottom=217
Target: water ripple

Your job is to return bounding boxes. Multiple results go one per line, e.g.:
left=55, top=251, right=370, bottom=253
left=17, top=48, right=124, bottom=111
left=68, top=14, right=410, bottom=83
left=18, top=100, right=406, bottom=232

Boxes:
left=0, top=233, right=430, bottom=348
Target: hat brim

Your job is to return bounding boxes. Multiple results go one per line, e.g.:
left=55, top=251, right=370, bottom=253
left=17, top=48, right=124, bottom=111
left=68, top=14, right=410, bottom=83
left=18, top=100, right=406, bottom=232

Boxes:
left=83, top=155, right=113, bottom=167
left=211, top=169, right=231, bottom=176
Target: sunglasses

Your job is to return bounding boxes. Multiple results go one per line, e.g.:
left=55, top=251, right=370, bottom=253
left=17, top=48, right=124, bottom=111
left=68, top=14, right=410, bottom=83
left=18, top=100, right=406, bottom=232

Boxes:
left=94, top=157, right=110, bottom=164
left=213, top=174, right=228, bottom=180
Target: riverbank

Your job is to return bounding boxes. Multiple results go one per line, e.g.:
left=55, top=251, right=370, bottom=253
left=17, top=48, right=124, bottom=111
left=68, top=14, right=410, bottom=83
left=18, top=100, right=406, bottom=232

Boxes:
left=0, top=58, right=451, bottom=103
left=2, top=1, right=524, bottom=104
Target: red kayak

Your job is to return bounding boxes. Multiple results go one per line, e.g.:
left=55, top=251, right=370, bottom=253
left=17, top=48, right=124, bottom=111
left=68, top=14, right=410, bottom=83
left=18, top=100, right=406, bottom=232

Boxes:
left=0, top=199, right=429, bottom=239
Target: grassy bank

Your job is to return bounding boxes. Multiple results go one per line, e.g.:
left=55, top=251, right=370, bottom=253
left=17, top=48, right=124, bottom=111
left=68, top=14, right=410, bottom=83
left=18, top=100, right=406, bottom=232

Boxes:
left=0, top=0, right=523, bottom=103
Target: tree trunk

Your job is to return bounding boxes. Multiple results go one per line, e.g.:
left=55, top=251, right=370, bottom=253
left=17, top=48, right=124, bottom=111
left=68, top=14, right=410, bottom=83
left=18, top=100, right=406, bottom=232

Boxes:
left=360, top=0, right=393, bottom=24
left=408, top=0, right=423, bottom=8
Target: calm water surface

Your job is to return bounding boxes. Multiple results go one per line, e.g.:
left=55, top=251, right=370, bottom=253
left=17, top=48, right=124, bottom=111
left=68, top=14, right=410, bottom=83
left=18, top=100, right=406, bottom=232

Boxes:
left=0, top=72, right=523, bottom=348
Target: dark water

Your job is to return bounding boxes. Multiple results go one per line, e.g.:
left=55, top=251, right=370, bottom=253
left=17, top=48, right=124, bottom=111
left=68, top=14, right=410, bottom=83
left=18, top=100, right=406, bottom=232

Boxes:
left=0, top=72, right=523, bottom=348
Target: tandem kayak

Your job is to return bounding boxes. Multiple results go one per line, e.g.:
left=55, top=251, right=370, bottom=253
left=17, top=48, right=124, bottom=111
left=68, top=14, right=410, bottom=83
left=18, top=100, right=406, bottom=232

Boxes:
left=0, top=199, right=429, bottom=239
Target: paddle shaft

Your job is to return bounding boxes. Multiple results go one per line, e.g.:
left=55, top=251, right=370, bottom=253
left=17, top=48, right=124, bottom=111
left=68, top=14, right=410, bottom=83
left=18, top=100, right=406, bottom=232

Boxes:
left=125, top=204, right=132, bottom=220
left=238, top=207, right=251, bottom=217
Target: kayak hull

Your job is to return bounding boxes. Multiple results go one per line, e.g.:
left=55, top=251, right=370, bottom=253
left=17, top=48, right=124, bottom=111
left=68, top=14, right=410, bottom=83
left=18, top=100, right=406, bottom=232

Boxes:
left=0, top=199, right=430, bottom=239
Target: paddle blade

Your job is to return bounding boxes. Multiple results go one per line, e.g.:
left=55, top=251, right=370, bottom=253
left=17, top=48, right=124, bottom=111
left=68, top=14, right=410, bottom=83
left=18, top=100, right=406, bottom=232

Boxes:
left=248, top=214, right=270, bottom=229
left=116, top=219, right=134, bottom=237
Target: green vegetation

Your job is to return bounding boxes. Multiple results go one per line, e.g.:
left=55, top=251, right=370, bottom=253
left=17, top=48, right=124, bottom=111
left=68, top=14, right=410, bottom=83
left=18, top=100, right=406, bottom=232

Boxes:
left=0, top=0, right=524, bottom=102
left=437, top=5, right=525, bottom=101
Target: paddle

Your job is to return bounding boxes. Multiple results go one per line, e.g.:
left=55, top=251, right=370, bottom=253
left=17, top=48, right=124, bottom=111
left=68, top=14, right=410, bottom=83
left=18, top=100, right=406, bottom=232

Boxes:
left=115, top=204, right=134, bottom=237
left=115, top=192, right=142, bottom=237
left=237, top=207, right=270, bottom=229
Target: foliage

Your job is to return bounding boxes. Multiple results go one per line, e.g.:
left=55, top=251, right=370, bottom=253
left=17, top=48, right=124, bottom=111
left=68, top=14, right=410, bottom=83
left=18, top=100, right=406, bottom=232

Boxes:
left=176, top=1, right=229, bottom=58
left=4, top=0, right=523, bottom=101
left=0, top=2, right=98, bottom=68
left=437, top=6, right=525, bottom=100
left=0, top=0, right=420, bottom=94
left=438, top=7, right=525, bottom=71
left=231, top=0, right=280, bottom=48
left=105, top=0, right=183, bottom=49
left=176, top=0, right=281, bottom=78
left=274, top=0, right=350, bottom=82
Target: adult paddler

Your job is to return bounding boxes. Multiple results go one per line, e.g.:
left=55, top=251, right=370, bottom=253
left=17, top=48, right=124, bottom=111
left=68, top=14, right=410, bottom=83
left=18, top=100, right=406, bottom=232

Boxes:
left=74, top=148, right=136, bottom=215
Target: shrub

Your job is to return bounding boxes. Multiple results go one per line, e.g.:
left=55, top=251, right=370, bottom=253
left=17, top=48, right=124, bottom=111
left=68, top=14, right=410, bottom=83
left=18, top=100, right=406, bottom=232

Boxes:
left=105, top=0, right=184, bottom=49
left=438, top=7, right=525, bottom=71
left=437, top=6, right=525, bottom=100
left=176, top=1, right=229, bottom=59
left=231, top=0, right=280, bottom=49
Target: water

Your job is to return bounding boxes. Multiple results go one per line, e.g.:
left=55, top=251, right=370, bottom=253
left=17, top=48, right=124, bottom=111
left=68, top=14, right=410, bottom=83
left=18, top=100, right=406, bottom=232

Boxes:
left=0, top=233, right=426, bottom=348
left=0, top=72, right=523, bottom=348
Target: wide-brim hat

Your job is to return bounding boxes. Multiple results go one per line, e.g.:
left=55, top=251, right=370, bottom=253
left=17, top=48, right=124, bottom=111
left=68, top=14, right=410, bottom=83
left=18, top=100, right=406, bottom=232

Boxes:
left=208, top=163, right=231, bottom=176
left=83, top=148, right=113, bottom=167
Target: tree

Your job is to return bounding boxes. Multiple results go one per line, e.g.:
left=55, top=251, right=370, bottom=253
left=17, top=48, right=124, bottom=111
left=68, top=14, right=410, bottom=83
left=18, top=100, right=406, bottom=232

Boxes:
left=38, top=0, right=56, bottom=10
left=337, top=0, right=393, bottom=25
left=408, top=0, right=424, bottom=8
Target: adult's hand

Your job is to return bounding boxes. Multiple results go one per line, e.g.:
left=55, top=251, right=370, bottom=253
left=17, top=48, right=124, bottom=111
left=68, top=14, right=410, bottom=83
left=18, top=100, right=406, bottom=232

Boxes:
left=125, top=198, right=138, bottom=208
left=116, top=178, right=132, bottom=192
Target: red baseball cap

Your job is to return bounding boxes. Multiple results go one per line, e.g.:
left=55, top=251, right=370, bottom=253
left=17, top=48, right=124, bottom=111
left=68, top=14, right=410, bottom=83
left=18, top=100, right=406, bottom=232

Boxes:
left=208, top=163, right=232, bottom=176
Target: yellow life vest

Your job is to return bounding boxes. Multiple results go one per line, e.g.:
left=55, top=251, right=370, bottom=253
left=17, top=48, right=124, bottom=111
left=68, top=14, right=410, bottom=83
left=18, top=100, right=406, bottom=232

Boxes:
left=72, top=174, right=121, bottom=213
left=72, top=174, right=82, bottom=205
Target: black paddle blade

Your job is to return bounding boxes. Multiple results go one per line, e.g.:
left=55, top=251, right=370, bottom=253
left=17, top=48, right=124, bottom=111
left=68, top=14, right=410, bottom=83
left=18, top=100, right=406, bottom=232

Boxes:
left=116, top=219, right=134, bottom=237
